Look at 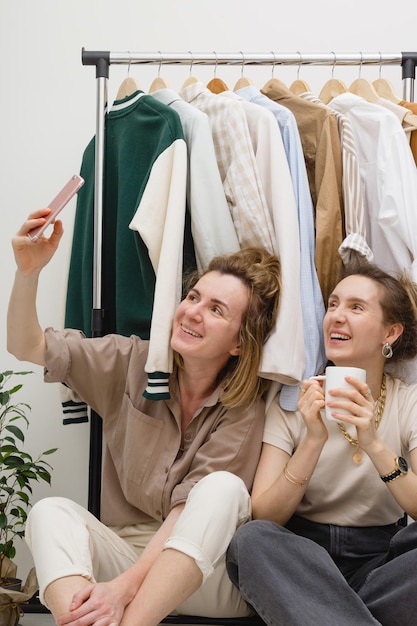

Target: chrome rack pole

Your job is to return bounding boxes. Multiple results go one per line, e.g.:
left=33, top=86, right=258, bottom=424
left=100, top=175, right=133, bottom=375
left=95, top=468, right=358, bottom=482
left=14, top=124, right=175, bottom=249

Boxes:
left=81, top=49, right=110, bottom=518
left=105, top=50, right=402, bottom=68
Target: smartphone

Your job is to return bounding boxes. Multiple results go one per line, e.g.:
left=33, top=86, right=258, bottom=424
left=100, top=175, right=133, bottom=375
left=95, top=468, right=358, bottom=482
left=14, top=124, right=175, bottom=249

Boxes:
left=27, top=174, right=85, bottom=241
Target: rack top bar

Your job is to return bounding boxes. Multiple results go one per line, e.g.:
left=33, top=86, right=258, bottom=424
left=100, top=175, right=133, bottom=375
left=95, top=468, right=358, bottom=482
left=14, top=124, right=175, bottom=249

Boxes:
left=82, top=50, right=404, bottom=68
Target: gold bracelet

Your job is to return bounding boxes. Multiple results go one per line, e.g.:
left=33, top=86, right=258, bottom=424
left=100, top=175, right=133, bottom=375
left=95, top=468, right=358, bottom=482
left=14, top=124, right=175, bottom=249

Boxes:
left=283, top=463, right=310, bottom=487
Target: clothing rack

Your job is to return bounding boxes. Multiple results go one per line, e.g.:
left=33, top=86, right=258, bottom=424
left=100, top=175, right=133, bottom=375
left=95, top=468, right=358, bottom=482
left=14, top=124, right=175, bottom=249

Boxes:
left=81, top=49, right=417, bottom=519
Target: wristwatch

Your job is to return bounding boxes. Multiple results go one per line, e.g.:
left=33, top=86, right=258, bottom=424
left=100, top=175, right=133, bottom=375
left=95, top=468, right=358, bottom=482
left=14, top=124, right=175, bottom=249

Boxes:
left=380, top=456, right=409, bottom=483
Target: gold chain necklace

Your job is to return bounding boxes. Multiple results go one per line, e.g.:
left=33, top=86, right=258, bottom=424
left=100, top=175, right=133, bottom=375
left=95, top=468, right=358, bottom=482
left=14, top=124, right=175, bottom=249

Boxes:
left=337, top=374, right=386, bottom=464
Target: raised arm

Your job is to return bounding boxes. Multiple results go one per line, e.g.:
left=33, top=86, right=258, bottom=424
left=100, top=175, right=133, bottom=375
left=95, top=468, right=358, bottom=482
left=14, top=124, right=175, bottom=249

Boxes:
left=7, top=209, right=64, bottom=365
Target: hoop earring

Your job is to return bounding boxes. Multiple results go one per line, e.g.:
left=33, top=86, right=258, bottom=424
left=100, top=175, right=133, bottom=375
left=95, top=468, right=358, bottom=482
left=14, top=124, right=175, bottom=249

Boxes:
left=382, top=342, right=393, bottom=359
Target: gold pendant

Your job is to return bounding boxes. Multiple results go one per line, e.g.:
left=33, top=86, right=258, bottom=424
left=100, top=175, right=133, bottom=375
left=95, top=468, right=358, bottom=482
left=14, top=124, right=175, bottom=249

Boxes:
left=353, top=451, right=363, bottom=464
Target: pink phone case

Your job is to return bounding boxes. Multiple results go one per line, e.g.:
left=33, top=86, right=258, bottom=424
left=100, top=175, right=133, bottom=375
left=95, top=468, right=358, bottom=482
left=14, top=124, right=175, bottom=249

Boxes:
left=27, top=174, right=85, bottom=241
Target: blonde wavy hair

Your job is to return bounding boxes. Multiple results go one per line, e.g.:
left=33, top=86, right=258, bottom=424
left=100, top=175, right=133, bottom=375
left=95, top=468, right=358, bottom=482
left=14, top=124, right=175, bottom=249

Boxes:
left=174, top=247, right=282, bottom=408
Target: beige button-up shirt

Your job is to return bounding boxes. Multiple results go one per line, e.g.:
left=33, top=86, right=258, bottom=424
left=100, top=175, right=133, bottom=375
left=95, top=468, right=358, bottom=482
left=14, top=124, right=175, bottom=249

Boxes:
left=44, top=328, right=265, bottom=526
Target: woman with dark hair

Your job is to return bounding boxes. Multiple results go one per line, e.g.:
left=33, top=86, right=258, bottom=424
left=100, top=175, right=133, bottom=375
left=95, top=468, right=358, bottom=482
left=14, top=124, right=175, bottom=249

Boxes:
left=7, top=207, right=281, bottom=626
left=227, top=259, right=417, bottom=626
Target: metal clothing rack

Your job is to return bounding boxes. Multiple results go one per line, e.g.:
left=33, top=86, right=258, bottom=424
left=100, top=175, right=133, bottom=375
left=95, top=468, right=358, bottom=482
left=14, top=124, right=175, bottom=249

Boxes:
left=81, top=49, right=417, bottom=519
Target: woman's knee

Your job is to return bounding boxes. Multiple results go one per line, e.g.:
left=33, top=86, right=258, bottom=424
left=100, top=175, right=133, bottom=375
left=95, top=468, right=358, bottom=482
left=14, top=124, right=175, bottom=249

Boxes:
left=26, top=497, right=85, bottom=547
left=194, top=471, right=246, bottom=494
left=189, top=471, right=249, bottom=513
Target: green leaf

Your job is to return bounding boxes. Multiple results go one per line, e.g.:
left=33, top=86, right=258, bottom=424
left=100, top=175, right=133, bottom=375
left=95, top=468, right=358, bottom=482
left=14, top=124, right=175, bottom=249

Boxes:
left=3, top=456, right=24, bottom=468
left=9, top=384, right=23, bottom=396
left=15, top=492, right=29, bottom=504
left=0, top=369, right=56, bottom=562
left=0, top=445, right=19, bottom=454
left=5, top=545, right=16, bottom=560
left=37, top=470, right=52, bottom=484
left=0, top=391, right=10, bottom=405
left=5, top=424, right=25, bottom=442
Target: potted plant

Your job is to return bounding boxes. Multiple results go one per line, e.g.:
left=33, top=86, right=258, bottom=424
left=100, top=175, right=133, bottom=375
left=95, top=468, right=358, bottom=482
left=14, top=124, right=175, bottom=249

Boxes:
left=0, top=369, right=57, bottom=625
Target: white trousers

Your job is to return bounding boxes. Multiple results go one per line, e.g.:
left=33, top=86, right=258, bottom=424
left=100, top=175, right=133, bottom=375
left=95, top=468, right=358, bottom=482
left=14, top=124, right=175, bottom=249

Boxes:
left=25, top=471, right=252, bottom=618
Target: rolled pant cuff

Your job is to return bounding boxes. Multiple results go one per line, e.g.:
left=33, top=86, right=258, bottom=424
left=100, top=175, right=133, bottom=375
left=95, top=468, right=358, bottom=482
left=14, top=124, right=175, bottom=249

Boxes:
left=163, top=536, right=213, bottom=581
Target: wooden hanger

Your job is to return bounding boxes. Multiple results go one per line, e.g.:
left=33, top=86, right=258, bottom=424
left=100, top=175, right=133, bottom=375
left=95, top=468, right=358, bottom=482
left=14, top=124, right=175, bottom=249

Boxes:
left=207, top=77, right=229, bottom=93
left=149, top=76, right=169, bottom=93
left=181, top=75, right=199, bottom=89
left=207, top=54, right=229, bottom=93
left=318, top=78, right=347, bottom=104
left=349, top=77, right=380, bottom=103
left=115, top=76, right=141, bottom=100
left=372, top=77, right=401, bottom=103
left=149, top=54, right=170, bottom=93
left=233, top=76, right=253, bottom=91
left=261, top=52, right=289, bottom=93
left=233, top=52, right=254, bottom=91
left=289, top=78, right=311, bottom=95
left=180, top=53, right=200, bottom=90
left=289, top=54, right=310, bottom=95
left=262, top=77, right=289, bottom=93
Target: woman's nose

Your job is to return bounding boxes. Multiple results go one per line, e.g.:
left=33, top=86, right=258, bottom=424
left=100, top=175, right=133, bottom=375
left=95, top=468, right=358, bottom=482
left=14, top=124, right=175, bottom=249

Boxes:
left=188, top=303, right=203, bottom=320
left=329, top=305, right=346, bottom=321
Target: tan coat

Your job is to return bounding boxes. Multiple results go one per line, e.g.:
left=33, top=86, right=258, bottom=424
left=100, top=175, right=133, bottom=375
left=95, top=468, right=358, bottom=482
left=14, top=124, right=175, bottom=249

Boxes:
left=261, top=80, right=344, bottom=302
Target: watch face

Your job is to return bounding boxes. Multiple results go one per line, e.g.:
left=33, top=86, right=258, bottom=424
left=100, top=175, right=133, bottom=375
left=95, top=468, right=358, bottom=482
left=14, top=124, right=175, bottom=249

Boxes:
left=398, top=457, right=408, bottom=472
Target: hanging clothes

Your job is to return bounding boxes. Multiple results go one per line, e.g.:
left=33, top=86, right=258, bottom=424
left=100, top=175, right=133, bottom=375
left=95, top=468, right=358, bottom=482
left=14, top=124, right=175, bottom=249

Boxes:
left=179, top=81, right=276, bottom=254
left=399, top=100, right=417, bottom=166
left=235, top=85, right=326, bottom=408
left=221, top=90, right=306, bottom=387
left=181, top=82, right=307, bottom=386
left=261, top=80, right=345, bottom=304
left=64, top=90, right=187, bottom=421
left=149, top=88, right=240, bottom=271
left=300, top=92, right=373, bottom=266
left=328, top=93, right=417, bottom=280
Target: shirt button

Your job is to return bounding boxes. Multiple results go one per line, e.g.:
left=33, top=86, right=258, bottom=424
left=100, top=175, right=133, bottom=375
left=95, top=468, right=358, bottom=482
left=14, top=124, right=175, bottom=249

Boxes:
left=184, top=433, right=192, bottom=441
left=156, top=510, right=161, bottom=517
left=164, top=467, right=169, bottom=473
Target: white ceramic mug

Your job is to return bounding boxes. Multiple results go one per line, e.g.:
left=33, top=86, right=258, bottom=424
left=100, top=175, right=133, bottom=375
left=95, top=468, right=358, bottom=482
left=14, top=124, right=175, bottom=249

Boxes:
left=324, top=366, right=366, bottom=421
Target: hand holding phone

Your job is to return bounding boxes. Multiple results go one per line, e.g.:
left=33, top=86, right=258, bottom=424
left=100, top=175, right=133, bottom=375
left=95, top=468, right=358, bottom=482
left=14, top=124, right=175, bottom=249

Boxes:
left=27, top=174, right=85, bottom=242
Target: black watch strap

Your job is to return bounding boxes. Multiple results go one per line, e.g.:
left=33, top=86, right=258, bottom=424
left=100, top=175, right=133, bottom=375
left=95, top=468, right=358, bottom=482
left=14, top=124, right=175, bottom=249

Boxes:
left=380, top=456, right=408, bottom=483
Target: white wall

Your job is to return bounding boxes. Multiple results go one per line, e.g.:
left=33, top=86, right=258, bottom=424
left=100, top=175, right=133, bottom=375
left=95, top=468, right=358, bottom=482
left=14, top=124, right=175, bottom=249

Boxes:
left=0, top=0, right=415, bottom=578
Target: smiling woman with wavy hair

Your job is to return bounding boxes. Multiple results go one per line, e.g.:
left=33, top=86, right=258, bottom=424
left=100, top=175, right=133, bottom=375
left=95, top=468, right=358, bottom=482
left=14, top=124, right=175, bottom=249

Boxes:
left=176, top=247, right=281, bottom=407
left=8, top=207, right=282, bottom=626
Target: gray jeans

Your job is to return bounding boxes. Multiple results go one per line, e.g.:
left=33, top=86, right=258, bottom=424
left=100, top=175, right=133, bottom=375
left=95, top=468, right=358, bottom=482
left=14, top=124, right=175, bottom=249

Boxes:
left=226, top=516, right=417, bottom=625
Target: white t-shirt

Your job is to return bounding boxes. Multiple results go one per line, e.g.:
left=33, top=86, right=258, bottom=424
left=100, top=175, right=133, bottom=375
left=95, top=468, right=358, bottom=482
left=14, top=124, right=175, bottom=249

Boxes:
left=264, top=374, right=417, bottom=526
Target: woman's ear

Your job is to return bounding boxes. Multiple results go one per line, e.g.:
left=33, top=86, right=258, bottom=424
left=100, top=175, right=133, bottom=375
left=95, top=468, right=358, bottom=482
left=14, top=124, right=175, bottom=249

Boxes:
left=229, top=343, right=241, bottom=357
left=385, top=323, right=404, bottom=346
